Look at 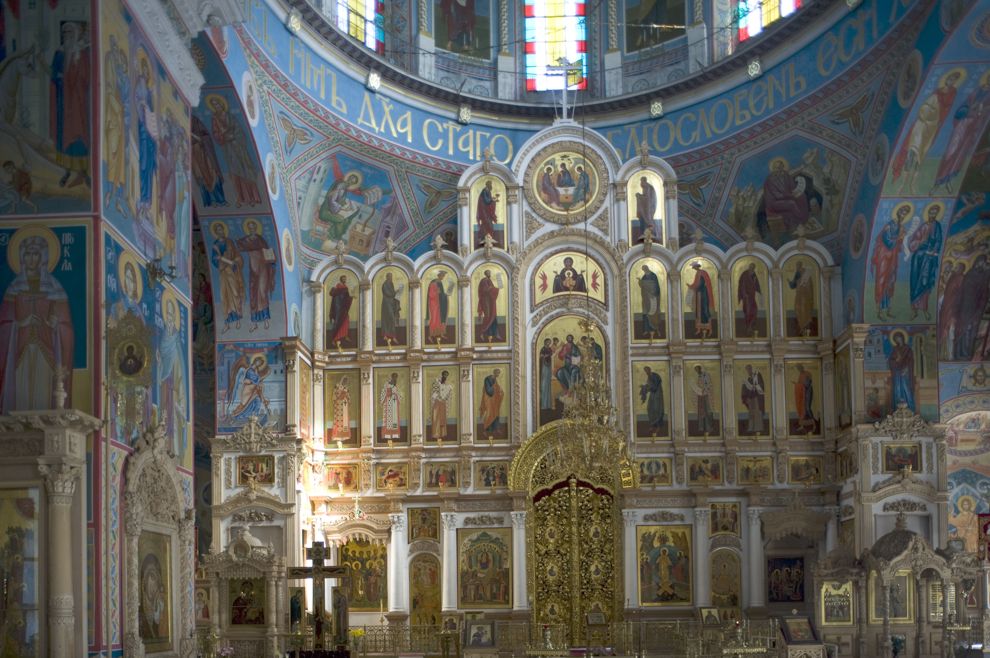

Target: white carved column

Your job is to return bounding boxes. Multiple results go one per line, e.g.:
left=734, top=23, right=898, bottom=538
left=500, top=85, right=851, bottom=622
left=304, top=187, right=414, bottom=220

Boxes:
left=669, top=271, right=683, bottom=342
left=460, top=366, right=473, bottom=445
left=410, top=366, right=423, bottom=445
left=622, top=510, right=637, bottom=610
left=389, top=513, right=409, bottom=612
left=40, top=462, right=81, bottom=658
left=361, top=281, right=373, bottom=351
left=361, top=367, right=374, bottom=447
left=310, top=281, right=326, bottom=351
left=825, top=506, right=838, bottom=553
left=410, top=281, right=423, bottom=350
left=694, top=508, right=711, bottom=606
left=770, top=267, right=784, bottom=338
left=665, top=189, right=679, bottom=251
left=821, top=266, right=836, bottom=340
left=313, top=371, right=325, bottom=451
left=285, top=354, right=299, bottom=432
left=459, top=276, right=472, bottom=347
left=747, top=508, right=765, bottom=609
left=511, top=511, right=528, bottom=610
left=442, top=513, right=458, bottom=611
left=267, top=572, right=278, bottom=653
left=718, top=270, right=732, bottom=340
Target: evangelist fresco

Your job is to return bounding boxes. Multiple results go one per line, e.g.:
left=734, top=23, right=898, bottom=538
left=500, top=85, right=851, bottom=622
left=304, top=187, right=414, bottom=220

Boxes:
left=785, top=360, right=822, bottom=437
left=681, top=258, right=719, bottom=340
left=102, top=0, right=192, bottom=291
left=373, top=267, right=409, bottom=348
left=0, top=224, right=88, bottom=414
left=424, top=365, right=458, bottom=444
left=457, top=528, right=511, bottom=609
left=731, top=257, right=768, bottom=339
left=535, top=316, right=606, bottom=426
left=206, top=217, right=284, bottom=340
left=683, top=360, right=721, bottom=437
left=632, top=361, right=670, bottom=439
left=781, top=255, right=819, bottom=338
left=936, top=207, right=990, bottom=363
left=637, top=524, right=692, bottom=606
left=472, top=263, right=508, bottom=344
left=374, top=367, right=411, bottom=444
left=723, top=140, right=848, bottom=248
left=341, top=539, right=387, bottom=611
left=325, top=268, right=360, bottom=349
left=733, top=359, right=771, bottom=438
left=471, top=176, right=505, bottom=250
left=474, top=363, right=509, bottom=441
left=194, top=89, right=266, bottom=212
left=862, top=326, right=937, bottom=421
left=627, top=170, right=665, bottom=243
left=216, top=341, right=286, bottom=432
left=325, top=369, right=361, bottom=446
left=630, top=257, right=667, bottom=341
left=422, top=265, right=458, bottom=346
left=533, top=251, right=607, bottom=307
left=0, top=3, right=92, bottom=217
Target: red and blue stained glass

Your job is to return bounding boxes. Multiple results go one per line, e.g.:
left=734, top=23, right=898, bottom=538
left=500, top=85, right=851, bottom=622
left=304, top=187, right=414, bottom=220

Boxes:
left=524, top=0, right=588, bottom=92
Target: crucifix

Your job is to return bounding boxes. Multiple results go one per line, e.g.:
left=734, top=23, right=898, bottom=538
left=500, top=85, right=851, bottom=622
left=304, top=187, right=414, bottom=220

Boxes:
left=545, top=58, right=584, bottom=122
left=287, top=542, right=349, bottom=649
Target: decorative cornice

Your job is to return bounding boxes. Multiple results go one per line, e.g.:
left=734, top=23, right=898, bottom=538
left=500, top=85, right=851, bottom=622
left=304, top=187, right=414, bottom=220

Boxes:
left=882, top=499, right=927, bottom=513
left=643, top=510, right=685, bottom=523
left=871, top=406, right=942, bottom=441
left=126, top=0, right=206, bottom=103
left=463, top=514, right=505, bottom=527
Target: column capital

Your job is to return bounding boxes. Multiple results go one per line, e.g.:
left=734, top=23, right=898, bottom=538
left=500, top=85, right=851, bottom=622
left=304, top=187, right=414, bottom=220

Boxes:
left=442, top=512, right=458, bottom=530
left=39, top=462, right=81, bottom=505
left=510, top=511, right=527, bottom=528
left=747, top=507, right=763, bottom=524
left=389, top=512, right=407, bottom=530
left=694, top=508, right=710, bottom=523
left=621, top=510, right=637, bottom=527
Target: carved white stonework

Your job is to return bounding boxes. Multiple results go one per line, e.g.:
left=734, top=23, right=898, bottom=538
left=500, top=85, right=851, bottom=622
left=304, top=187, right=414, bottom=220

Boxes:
left=39, top=462, right=81, bottom=506
left=643, top=510, right=684, bottom=523
left=124, top=0, right=206, bottom=102
left=511, top=511, right=527, bottom=529
left=872, top=405, right=941, bottom=441
left=882, top=499, right=927, bottom=513
left=442, top=512, right=458, bottom=531
left=463, top=514, right=505, bottom=526
left=218, top=416, right=286, bottom=453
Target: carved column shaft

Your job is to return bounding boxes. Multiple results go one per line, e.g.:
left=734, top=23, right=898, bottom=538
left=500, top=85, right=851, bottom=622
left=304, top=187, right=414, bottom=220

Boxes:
left=622, top=510, right=637, bottom=609
left=442, top=513, right=458, bottom=611
left=311, top=282, right=326, bottom=352
left=694, top=509, right=711, bottom=606
left=459, top=278, right=472, bottom=347
left=410, top=365, right=424, bottom=444
left=361, top=282, right=373, bottom=352
left=40, top=461, right=81, bottom=658
left=825, top=506, right=838, bottom=553
left=511, top=511, right=528, bottom=610
left=881, top=582, right=892, bottom=658
left=388, top=513, right=409, bottom=612
left=746, top=508, right=764, bottom=609
left=411, top=282, right=423, bottom=350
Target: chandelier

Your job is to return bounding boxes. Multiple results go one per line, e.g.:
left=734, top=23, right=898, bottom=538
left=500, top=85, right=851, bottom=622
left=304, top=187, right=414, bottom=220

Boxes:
left=554, top=318, right=634, bottom=486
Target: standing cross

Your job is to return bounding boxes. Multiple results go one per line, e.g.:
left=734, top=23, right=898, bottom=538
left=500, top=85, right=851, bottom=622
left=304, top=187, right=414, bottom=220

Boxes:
left=287, top=542, right=348, bottom=649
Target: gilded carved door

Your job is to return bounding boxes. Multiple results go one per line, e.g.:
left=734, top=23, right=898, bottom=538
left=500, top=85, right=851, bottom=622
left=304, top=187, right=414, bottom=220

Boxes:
left=531, top=476, right=619, bottom=644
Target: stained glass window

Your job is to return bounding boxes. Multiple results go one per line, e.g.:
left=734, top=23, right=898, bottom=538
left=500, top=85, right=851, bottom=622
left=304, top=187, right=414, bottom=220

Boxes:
left=524, top=0, right=588, bottom=92
left=736, top=0, right=799, bottom=42
left=337, top=0, right=385, bottom=54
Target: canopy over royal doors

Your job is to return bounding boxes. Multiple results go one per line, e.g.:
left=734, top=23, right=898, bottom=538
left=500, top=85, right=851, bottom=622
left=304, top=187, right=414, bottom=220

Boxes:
left=508, top=421, right=636, bottom=645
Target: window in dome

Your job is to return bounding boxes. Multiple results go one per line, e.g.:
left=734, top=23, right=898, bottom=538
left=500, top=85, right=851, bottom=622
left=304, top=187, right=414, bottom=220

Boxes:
left=524, top=0, right=588, bottom=92
left=625, top=0, right=686, bottom=53
left=337, top=0, right=385, bottom=53
left=736, top=0, right=800, bottom=42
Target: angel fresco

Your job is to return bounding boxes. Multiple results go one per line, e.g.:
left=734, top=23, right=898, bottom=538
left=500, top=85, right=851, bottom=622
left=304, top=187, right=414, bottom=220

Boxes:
left=224, top=353, right=272, bottom=426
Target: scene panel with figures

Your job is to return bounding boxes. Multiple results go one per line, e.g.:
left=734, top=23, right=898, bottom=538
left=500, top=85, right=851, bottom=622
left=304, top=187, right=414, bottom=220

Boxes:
left=341, top=539, right=388, bottom=611
left=471, top=176, right=506, bottom=250
left=457, top=528, right=511, bottom=609
left=785, top=360, right=822, bottom=437
left=435, top=0, right=492, bottom=58
left=627, top=170, right=665, bottom=244
left=688, top=456, right=723, bottom=486
left=409, top=553, right=442, bottom=626
left=709, top=503, right=740, bottom=536
left=781, top=255, right=820, bottom=338
left=216, top=341, right=286, bottom=433
left=472, top=263, right=509, bottom=344
left=423, top=265, right=458, bottom=346
left=424, top=462, right=459, bottom=491
left=536, top=316, right=606, bottom=427
left=533, top=251, right=607, bottom=307
left=733, top=359, right=771, bottom=438
left=737, top=456, right=774, bottom=485
left=323, top=464, right=359, bottom=494
left=632, top=361, right=670, bottom=439
left=325, top=369, right=361, bottom=447
left=710, top=549, right=741, bottom=619
left=683, top=360, right=721, bottom=438
left=102, top=0, right=193, bottom=291
left=637, top=524, right=692, bottom=606
left=630, top=257, right=667, bottom=342
left=527, top=147, right=605, bottom=220
left=229, top=578, right=266, bottom=625
left=325, top=268, right=360, bottom=350
left=820, top=581, right=854, bottom=625
left=0, top=3, right=92, bottom=218
left=474, top=363, right=510, bottom=442
left=788, top=455, right=823, bottom=485
left=376, top=463, right=410, bottom=491
left=638, top=458, right=672, bottom=486
left=424, top=365, right=458, bottom=444
left=155, top=284, right=191, bottom=469
left=869, top=571, right=913, bottom=622
left=767, top=557, right=805, bottom=604
left=408, top=508, right=440, bottom=542
left=867, top=199, right=947, bottom=323
left=373, top=267, right=409, bottom=348
left=205, top=217, right=285, bottom=340
left=0, top=488, right=40, bottom=657
left=139, top=530, right=173, bottom=650
left=863, top=326, right=938, bottom=422
left=0, top=223, right=89, bottom=415
left=374, top=367, right=410, bottom=445
left=681, top=258, right=719, bottom=340
left=731, top=257, right=769, bottom=339
left=936, top=206, right=990, bottom=362
left=105, top=232, right=155, bottom=445
left=474, top=462, right=509, bottom=490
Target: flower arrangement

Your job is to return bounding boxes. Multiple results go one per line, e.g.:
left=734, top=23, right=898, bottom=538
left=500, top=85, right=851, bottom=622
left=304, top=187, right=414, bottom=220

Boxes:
left=218, top=643, right=235, bottom=657
left=349, top=628, right=366, bottom=639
